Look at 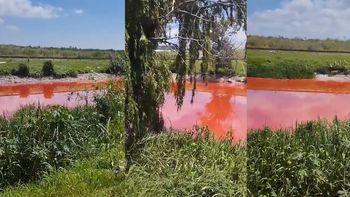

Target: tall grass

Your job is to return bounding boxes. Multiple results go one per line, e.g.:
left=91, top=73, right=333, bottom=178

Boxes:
left=0, top=85, right=124, bottom=191
left=248, top=119, right=350, bottom=196
left=1, top=130, right=247, bottom=197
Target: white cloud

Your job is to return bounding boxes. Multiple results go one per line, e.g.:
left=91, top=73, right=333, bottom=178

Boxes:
left=0, top=17, right=4, bottom=24
left=74, top=9, right=84, bottom=15
left=6, top=25, right=19, bottom=31
left=248, top=0, right=350, bottom=40
left=0, top=0, right=61, bottom=19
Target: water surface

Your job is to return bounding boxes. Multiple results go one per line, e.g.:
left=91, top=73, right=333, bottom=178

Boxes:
left=0, top=80, right=247, bottom=142
left=248, top=77, right=350, bottom=130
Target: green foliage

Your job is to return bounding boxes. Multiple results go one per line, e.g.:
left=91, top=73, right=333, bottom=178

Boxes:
left=248, top=119, right=350, bottom=196
left=0, top=44, right=119, bottom=59
left=107, top=55, right=125, bottom=75
left=42, top=61, right=55, bottom=77
left=0, top=58, right=110, bottom=78
left=12, top=63, right=30, bottom=77
left=248, top=49, right=350, bottom=79
left=248, top=60, right=314, bottom=79
left=248, top=35, right=350, bottom=52
left=0, top=101, right=123, bottom=191
left=94, top=83, right=125, bottom=137
left=1, top=130, right=246, bottom=197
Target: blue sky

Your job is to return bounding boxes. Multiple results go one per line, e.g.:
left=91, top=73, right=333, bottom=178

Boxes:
left=248, top=0, right=281, bottom=16
left=0, top=0, right=124, bottom=50
left=248, top=0, right=350, bottom=40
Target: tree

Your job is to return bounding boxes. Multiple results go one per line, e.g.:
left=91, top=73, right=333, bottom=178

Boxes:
left=124, top=0, right=246, bottom=169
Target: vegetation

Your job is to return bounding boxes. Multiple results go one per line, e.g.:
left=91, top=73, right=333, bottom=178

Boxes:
left=42, top=61, right=55, bottom=76
left=248, top=49, right=350, bottom=79
left=0, top=58, right=110, bottom=78
left=0, top=105, right=115, bottom=190
left=11, top=64, right=30, bottom=77
left=248, top=119, right=350, bottom=196
left=0, top=44, right=119, bottom=59
left=248, top=35, right=350, bottom=52
left=1, top=131, right=246, bottom=197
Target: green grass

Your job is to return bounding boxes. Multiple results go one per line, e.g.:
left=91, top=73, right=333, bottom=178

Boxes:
left=248, top=49, right=350, bottom=79
left=1, top=131, right=247, bottom=197
left=0, top=58, right=110, bottom=77
left=248, top=119, right=350, bottom=196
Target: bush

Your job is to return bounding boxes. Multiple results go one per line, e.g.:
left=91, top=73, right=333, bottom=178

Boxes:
left=0, top=105, right=118, bottom=191
left=67, top=70, right=78, bottom=78
left=13, top=63, right=30, bottom=77
left=42, top=61, right=55, bottom=76
left=108, top=55, right=125, bottom=74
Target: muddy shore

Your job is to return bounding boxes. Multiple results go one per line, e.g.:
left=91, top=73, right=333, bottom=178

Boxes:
left=0, top=73, right=246, bottom=85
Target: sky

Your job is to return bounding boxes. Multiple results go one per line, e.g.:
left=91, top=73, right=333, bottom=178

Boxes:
left=0, top=0, right=125, bottom=50
left=248, top=0, right=350, bottom=40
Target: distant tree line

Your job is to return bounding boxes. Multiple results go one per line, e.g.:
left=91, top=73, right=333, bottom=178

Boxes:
left=248, top=35, right=350, bottom=52
left=0, top=44, right=122, bottom=59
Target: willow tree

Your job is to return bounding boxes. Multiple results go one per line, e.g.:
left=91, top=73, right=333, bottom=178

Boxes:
left=125, top=0, right=246, bottom=169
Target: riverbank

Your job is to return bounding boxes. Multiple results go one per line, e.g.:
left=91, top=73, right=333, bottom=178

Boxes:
left=248, top=49, right=350, bottom=79
left=0, top=73, right=118, bottom=84
left=0, top=73, right=246, bottom=85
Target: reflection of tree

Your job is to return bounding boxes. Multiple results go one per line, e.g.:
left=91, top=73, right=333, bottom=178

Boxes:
left=199, top=88, right=234, bottom=137
left=43, top=84, right=54, bottom=99
left=19, top=85, right=30, bottom=98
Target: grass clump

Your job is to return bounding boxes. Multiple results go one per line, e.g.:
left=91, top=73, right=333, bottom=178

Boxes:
left=0, top=105, right=120, bottom=191
left=1, top=130, right=246, bottom=197
left=42, top=61, right=55, bottom=77
left=11, top=64, right=30, bottom=77
left=248, top=119, right=350, bottom=196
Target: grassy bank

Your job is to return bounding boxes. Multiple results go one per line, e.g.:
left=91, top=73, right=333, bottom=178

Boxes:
left=248, top=49, right=350, bottom=79
left=248, top=119, right=350, bottom=196
left=0, top=58, right=111, bottom=77
left=2, top=132, right=246, bottom=197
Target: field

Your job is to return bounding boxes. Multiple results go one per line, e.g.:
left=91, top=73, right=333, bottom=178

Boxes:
left=248, top=49, right=350, bottom=79
left=248, top=35, right=350, bottom=52
left=248, top=119, right=350, bottom=196
left=0, top=58, right=110, bottom=77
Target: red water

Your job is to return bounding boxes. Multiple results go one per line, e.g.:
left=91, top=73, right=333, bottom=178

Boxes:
left=0, top=80, right=247, bottom=142
left=248, top=77, right=350, bottom=130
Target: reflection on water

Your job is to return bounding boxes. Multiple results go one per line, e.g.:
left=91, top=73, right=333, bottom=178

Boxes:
left=248, top=77, right=350, bottom=130
left=163, top=82, right=246, bottom=142
left=0, top=80, right=247, bottom=142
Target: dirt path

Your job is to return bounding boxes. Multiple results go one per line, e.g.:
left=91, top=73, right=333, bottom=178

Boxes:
left=315, top=74, right=350, bottom=81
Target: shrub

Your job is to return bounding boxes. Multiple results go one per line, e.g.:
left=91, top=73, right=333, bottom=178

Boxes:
left=67, top=70, right=78, bottom=78
left=108, top=55, right=125, bottom=74
left=0, top=105, right=118, bottom=191
left=42, top=61, right=55, bottom=76
left=13, top=63, right=30, bottom=77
